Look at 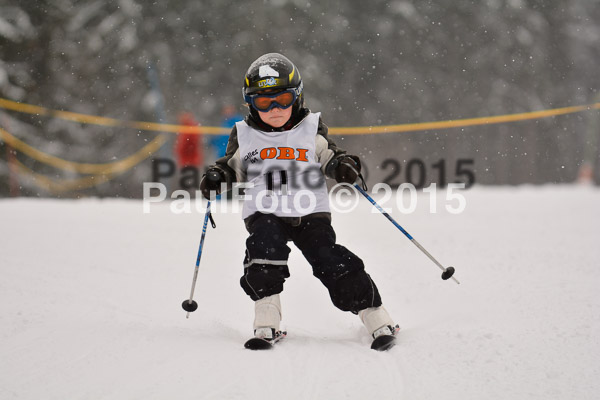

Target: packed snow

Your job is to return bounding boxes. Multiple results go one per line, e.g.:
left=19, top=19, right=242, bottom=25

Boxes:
left=1, top=185, right=599, bottom=399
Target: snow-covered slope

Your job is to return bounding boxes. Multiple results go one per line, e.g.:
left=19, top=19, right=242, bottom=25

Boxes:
left=1, top=186, right=599, bottom=399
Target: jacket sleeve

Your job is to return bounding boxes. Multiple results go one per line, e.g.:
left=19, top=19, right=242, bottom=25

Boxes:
left=317, top=118, right=345, bottom=158
left=213, top=125, right=245, bottom=184
left=315, top=117, right=349, bottom=178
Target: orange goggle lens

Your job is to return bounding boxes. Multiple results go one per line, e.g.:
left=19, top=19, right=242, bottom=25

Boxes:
left=253, top=91, right=295, bottom=111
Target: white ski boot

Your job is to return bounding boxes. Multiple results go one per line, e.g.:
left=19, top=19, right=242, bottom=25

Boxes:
left=245, top=294, right=286, bottom=350
left=359, top=306, right=399, bottom=351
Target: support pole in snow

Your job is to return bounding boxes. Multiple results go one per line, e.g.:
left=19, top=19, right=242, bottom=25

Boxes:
left=182, top=201, right=216, bottom=318
left=354, top=184, right=460, bottom=285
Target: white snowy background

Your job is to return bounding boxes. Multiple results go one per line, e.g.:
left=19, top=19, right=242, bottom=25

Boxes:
left=1, top=185, right=599, bottom=399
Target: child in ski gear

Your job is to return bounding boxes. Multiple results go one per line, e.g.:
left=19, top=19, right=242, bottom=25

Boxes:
left=200, top=53, right=397, bottom=349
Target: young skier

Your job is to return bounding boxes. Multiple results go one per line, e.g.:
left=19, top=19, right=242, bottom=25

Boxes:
left=200, top=53, right=398, bottom=350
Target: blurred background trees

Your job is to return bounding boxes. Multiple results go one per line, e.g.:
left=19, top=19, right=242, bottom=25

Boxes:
left=1, top=0, right=599, bottom=197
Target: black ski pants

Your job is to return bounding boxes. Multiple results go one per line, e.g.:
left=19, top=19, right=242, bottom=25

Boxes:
left=240, top=212, right=382, bottom=314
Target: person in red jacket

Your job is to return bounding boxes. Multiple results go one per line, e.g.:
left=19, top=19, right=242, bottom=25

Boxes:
left=175, top=112, right=202, bottom=168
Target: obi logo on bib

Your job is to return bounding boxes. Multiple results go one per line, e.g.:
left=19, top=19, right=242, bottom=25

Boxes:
left=259, top=147, right=309, bottom=162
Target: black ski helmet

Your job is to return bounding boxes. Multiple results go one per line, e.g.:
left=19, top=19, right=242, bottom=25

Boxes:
left=242, top=53, right=304, bottom=118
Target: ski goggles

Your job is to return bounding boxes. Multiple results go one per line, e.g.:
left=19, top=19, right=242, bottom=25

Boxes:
left=245, top=87, right=300, bottom=112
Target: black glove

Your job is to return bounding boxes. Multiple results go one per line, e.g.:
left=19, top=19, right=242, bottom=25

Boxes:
left=332, top=155, right=361, bottom=184
left=200, top=167, right=225, bottom=199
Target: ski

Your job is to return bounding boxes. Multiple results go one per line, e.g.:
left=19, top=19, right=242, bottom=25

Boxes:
left=371, top=325, right=400, bottom=351
left=244, top=330, right=287, bottom=350
left=244, top=327, right=399, bottom=350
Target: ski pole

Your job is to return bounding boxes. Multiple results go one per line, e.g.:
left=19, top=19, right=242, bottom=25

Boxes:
left=182, top=201, right=216, bottom=318
left=354, top=184, right=460, bottom=285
